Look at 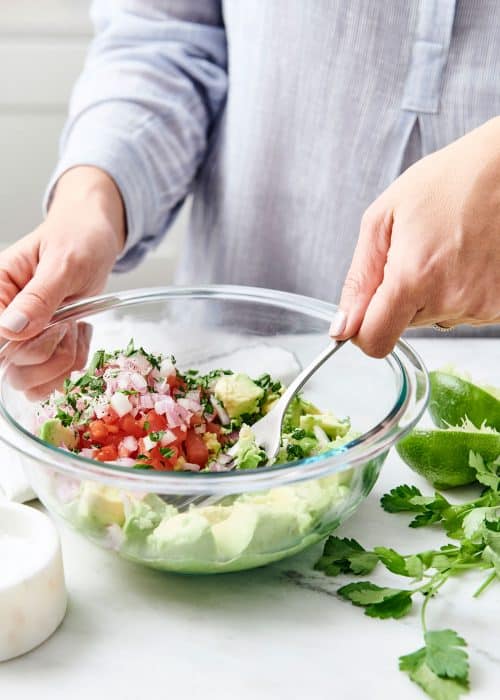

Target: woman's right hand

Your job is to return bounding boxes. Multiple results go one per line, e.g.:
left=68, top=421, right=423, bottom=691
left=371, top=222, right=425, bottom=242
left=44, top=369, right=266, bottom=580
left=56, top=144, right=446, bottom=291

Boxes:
left=0, top=165, right=126, bottom=395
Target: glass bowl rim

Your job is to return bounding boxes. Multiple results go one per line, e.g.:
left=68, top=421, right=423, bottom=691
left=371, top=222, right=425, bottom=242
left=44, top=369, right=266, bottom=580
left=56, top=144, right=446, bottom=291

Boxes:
left=0, top=285, right=429, bottom=494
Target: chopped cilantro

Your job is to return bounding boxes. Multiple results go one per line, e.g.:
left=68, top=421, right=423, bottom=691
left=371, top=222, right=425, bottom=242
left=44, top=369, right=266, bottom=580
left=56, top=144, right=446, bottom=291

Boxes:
left=159, top=447, right=175, bottom=459
left=286, top=443, right=305, bottom=460
left=88, top=350, right=106, bottom=374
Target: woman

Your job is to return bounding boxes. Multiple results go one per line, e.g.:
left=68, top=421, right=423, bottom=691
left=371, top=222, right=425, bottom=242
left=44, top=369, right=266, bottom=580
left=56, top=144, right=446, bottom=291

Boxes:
left=0, top=1, right=498, bottom=388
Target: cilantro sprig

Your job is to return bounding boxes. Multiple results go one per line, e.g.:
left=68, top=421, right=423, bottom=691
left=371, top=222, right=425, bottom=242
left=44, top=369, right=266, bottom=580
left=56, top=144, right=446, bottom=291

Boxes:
left=315, top=450, right=500, bottom=700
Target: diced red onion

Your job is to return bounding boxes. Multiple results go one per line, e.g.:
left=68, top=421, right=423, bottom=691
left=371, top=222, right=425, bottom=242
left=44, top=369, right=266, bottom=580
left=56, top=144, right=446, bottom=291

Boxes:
left=139, top=393, right=155, bottom=410
left=142, top=435, right=157, bottom=451
left=110, top=392, right=133, bottom=417
left=130, top=372, right=148, bottom=393
left=160, top=430, right=177, bottom=446
left=210, top=397, right=230, bottom=425
left=54, top=474, right=81, bottom=503
left=94, top=396, right=110, bottom=418
left=104, top=524, right=125, bottom=551
left=121, top=435, right=138, bottom=453
left=182, top=462, right=201, bottom=472
left=112, top=457, right=137, bottom=467
left=80, top=448, right=96, bottom=459
left=117, top=353, right=151, bottom=375
left=313, top=425, right=329, bottom=448
left=155, top=396, right=191, bottom=428
left=178, top=397, right=202, bottom=413
left=159, top=358, right=176, bottom=378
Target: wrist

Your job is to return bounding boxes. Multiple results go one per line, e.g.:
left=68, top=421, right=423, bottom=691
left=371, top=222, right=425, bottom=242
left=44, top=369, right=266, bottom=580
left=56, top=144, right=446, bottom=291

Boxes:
left=49, top=166, right=126, bottom=255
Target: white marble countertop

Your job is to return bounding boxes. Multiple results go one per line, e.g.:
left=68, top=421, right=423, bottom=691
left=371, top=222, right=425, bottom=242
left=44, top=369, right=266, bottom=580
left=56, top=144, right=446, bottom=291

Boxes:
left=3, top=339, right=500, bottom=699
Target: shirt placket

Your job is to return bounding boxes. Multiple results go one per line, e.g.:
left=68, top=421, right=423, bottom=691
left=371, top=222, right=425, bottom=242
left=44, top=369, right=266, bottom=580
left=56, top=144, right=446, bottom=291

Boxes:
left=402, top=0, right=457, bottom=114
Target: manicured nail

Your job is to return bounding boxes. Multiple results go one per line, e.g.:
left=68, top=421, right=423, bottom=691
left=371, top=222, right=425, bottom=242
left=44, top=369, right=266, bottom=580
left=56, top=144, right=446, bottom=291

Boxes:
left=329, top=310, right=347, bottom=337
left=0, top=308, right=29, bottom=333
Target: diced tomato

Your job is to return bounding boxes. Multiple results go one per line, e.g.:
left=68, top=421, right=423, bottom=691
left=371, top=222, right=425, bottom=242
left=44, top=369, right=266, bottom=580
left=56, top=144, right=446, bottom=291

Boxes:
left=106, top=423, right=119, bottom=434
left=95, top=444, right=118, bottom=462
left=119, top=414, right=145, bottom=439
left=170, top=426, right=187, bottom=443
left=143, top=410, right=167, bottom=433
left=167, top=373, right=186, bottom=392
left=185, top=429, right=209, bottom=467
left=206, top=422, right=221, bottom=436
left=103, top=432, right=124, bottom=448
left=89, top=420, right=108, bottom=443
left=190, top=413, right=204, bottom=427
left=102, top=408, right=119, bottom=425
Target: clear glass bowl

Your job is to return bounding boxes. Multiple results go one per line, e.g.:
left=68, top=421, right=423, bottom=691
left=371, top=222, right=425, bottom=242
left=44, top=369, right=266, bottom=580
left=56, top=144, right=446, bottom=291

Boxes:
left=0, top=286, right=428, bottom=574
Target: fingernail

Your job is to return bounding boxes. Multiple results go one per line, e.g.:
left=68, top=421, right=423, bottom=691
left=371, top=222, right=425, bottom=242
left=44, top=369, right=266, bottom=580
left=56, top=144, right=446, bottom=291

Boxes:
left=329, top=310, right=347, bottom=337
left=0, top=308, right=29, bottom=333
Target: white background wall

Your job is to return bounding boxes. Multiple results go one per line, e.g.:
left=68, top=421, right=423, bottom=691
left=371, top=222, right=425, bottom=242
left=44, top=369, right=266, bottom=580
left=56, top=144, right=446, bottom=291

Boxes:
left=0, top=1, right=185, bottom=292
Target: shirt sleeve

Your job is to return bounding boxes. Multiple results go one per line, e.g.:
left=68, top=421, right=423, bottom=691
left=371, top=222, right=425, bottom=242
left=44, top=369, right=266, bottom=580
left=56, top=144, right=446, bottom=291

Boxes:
left=44, top=0, right=228, bottom=272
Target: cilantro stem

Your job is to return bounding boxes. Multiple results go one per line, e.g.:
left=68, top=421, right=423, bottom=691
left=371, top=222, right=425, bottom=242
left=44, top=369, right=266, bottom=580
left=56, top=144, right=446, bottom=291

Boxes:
left=473, top=571, right=497, bottom=598
left=419, top=573, right=449, bottom=634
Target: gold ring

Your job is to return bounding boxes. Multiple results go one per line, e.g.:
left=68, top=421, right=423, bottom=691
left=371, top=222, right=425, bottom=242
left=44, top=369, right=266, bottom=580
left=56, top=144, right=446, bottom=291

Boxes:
left=432, top=323, right=453, bottom=333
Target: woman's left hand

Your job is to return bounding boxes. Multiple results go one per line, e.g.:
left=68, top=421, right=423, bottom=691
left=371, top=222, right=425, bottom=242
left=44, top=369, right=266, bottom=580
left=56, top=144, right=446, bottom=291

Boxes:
left=330, top=117, right=500, bottom=357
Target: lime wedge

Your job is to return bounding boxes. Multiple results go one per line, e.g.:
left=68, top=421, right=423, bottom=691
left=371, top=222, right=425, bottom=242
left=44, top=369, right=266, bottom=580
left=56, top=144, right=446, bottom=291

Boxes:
left=429, top=371, right=500, bottom=431
left=396, top=428, right=500, bottom=489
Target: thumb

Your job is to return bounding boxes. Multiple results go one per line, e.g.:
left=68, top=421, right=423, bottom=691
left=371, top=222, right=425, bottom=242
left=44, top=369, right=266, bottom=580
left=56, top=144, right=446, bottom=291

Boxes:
left=0, top=254, right=71, bottom=340
left=330, top=205, right=393, bottom=340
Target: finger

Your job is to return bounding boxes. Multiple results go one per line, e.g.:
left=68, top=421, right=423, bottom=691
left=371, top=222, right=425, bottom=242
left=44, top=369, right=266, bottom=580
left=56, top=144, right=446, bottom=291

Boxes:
left=4, top=324, right=69, bottom=367
left=24, top=324, right=91, bottom=400
left=0, top=251, right=73, bottom=340
left=330, top=205, right=393, bottom=339
left=353, top=277, right=419, bottom=358
left=7, top=322, right=78, bottom=392
left=0, top=236, right=39, bottom=314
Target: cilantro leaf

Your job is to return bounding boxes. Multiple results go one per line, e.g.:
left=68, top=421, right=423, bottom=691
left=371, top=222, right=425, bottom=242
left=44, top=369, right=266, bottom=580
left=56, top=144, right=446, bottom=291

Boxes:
left=381, top=484, right=425, bottom=512
left=374, top=547, right=409, bottom=576
left=337, top=582, right=413, bottom=619
left=469, top=450, right=500, bottom=492
left=125, top=338, right=135, bottom=356
left=408, top=493, right=451, bottom=529
left=314, top=537, right=378, bottom=576
left=424, top=630, right=469, bottom=682
left=400, top=653, right=468, bottom=700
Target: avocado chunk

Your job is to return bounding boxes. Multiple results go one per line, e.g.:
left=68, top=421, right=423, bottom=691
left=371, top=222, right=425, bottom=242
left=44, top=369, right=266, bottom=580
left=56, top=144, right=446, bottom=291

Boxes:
left=211, top=505, right=259, bottom=560
left=299, top=413, right=349, bottom=439
left=233, top=425, right=267, bottom=469
left=147, top=511, right=217, bottom=562
left=77, top=482, right=126, bottom=527
left=214, top=373, right=264, bottom=418
left=40, top=419, right=78, bottom=449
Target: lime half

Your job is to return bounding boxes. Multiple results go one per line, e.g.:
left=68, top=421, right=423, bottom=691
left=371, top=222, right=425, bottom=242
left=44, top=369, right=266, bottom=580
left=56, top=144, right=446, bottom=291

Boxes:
left=429, top=371, right=500, bottom=431
left=396, top=428, right=500, bottom=489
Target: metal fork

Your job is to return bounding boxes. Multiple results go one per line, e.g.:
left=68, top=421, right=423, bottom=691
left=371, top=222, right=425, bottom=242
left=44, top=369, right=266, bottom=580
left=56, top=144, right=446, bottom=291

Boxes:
left=161, top=340, right=345, bottom=511
left=229, top=339, right=346, bottom=461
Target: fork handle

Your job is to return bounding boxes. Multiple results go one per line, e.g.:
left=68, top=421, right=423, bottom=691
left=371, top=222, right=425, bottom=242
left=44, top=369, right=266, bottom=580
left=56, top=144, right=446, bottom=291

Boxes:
left=275, top=339, right=346, bottom=415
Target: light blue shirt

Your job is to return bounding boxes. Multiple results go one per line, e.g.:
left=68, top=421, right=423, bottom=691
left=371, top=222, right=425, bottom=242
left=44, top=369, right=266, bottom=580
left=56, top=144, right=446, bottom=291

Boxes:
left=47, top=1, right=500, bottom=334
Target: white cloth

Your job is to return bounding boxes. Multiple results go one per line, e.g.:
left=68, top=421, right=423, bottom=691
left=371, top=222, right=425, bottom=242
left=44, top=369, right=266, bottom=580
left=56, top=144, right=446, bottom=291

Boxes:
left=0, top=443, right=35, bottom=504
